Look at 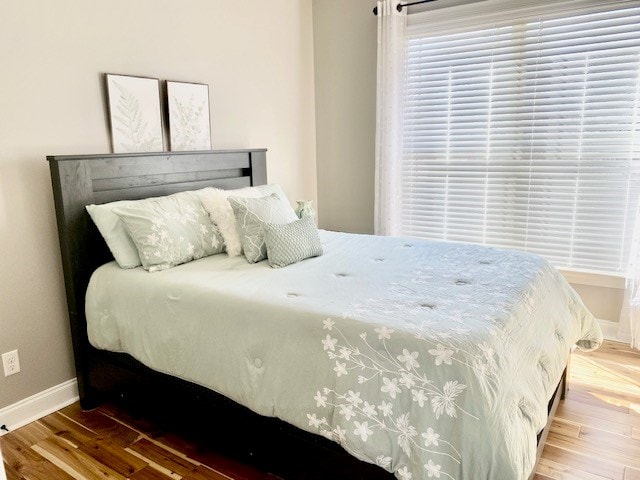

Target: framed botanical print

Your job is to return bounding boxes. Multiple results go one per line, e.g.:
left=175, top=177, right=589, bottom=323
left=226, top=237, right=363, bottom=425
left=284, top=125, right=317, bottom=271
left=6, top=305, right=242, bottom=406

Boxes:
left=166, top=81, right=212, bottom=151
left=105, top=74, right=164, bottom=153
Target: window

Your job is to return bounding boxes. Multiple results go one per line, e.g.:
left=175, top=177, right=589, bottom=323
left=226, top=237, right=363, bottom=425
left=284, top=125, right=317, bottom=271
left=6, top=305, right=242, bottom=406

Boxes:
left=401, top=1, right=640, bottom=274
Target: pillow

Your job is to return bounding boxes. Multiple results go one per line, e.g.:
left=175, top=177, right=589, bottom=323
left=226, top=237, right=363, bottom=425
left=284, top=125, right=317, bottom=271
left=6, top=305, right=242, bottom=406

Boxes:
left=201, top=184, right=293, bottom=257
left=113, top=192, right=224, bottom=272
left=228, top=193, right=298, bottom=263
left=264, top=216, right=323, bottom=268
left=86, top=201, right=142, bottom=269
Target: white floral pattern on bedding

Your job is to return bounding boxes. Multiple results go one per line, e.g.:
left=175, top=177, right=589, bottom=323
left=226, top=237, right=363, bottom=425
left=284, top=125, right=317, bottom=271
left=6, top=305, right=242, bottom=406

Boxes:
left=309, top=316, right=488, bottom=480
left=139, top=203, right=217, bottom=262
left=311, top=318, right=477, bottom=479
left=113, top=192, right=224, bottom=271
left=303, top=247, right=600, bottom=480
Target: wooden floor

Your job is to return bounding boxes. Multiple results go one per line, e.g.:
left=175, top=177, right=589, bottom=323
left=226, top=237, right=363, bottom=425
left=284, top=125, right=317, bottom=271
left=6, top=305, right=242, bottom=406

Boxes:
left=534, top=340, right=640, bottom=480
left=1, top=340, right=639, bottom=480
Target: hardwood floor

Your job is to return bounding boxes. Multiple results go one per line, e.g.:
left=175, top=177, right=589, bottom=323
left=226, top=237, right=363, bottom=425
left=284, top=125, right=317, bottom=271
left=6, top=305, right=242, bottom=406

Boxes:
left=534, top=340, right=640, bottom=480
left=1, top=340, right=638, bottom=480
left=0, top=400, right=282, bottom=480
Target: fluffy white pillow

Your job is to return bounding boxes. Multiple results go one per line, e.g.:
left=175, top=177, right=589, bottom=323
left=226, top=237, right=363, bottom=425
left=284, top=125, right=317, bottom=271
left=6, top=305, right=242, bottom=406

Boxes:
left=201, top=184, right=292, bottom=257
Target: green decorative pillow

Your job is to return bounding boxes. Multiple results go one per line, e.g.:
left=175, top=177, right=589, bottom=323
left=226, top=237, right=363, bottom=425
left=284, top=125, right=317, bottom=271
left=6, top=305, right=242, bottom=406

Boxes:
left=228, top=193, right=298, bottom=263
left=113, top=192, right=224, bottom=272
left=86, top=187, right=215, bottom=269
left=86, top=200, right=142, bottom=268
left=264, top=216, right=323, bottom=268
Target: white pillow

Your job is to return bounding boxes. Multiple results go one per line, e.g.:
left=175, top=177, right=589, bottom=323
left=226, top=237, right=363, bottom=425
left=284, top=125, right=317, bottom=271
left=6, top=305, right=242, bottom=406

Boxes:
left=201, top=184, right=292, bottom=257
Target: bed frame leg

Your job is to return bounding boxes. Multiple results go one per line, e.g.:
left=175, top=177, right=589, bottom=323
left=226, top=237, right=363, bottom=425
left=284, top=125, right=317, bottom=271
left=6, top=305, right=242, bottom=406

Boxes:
left=77, top=376, right=102, bottom=411
left=561, top=352, right=571, bottom=400
left=79, top=394, right=102, bottom=411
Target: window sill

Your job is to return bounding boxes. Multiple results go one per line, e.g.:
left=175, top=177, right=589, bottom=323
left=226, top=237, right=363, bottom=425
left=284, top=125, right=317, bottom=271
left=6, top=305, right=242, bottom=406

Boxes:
left=558, top=268, right=626, bottom=290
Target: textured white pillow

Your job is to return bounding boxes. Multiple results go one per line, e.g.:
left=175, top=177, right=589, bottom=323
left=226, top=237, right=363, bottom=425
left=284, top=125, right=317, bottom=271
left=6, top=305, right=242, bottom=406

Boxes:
left=201, top=184, right=292, bottom=257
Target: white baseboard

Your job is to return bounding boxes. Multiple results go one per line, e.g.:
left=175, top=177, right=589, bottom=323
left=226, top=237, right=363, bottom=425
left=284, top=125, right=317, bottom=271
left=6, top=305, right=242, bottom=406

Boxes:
left=0, top=378, right=78, bottom=437
left=598, top=318, right=619, bottom=341
left=597, top=318, right=631, bottom=343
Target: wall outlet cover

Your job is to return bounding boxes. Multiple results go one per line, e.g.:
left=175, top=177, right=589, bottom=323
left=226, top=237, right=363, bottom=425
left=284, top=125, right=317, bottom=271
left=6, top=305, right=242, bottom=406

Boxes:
left=2, top=350, right=20, bottom=376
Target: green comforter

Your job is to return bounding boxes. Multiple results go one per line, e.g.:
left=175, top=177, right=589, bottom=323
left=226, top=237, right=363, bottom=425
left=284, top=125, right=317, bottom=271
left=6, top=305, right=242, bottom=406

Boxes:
left=86, top=230, right=602, bottom=479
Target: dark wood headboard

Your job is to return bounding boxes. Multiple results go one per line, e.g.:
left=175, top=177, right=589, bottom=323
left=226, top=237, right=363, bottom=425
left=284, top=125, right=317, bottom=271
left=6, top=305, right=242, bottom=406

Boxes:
left=47, top=149, right=267, bottom=403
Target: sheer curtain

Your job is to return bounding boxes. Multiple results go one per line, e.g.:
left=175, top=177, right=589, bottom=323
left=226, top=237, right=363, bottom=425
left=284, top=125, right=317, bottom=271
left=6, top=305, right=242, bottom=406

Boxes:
left=620, top=205, right=640, bottom=350
left=374, top=0, right=406, bottom=236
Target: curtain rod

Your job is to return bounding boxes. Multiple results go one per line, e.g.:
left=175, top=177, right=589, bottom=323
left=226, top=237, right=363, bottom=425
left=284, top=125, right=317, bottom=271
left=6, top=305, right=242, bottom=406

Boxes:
left=373, top=0, right=438, bottom=15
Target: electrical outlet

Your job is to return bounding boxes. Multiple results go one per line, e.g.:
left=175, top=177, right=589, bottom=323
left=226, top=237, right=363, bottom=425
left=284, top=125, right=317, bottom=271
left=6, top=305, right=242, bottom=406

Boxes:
left=2, top=350, right=20, bottom=377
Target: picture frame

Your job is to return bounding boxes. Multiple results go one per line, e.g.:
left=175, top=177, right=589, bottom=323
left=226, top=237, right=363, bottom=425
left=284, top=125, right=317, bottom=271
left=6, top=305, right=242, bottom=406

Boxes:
left=166, top=81, right=212, bottom=151
left=105, top=74, right=164, bottom=153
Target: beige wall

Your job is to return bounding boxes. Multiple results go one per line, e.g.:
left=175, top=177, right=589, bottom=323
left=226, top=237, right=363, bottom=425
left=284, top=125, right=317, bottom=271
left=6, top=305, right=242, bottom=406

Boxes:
left=0, top=0, right=316, bottom=409
left=571, top=284, right=624, bottom=324
left=313, top=0, right=377, bottom=234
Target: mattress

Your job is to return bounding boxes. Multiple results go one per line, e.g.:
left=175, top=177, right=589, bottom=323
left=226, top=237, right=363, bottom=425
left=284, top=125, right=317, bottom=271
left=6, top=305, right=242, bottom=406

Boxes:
left=86, top=230, right=602, bottom=480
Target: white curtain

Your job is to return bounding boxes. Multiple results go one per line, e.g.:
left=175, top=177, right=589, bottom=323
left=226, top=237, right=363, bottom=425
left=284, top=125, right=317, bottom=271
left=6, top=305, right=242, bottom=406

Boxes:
left=374, top=0, right=406, bottom=236
left=620, top=202, right=640, bottom=350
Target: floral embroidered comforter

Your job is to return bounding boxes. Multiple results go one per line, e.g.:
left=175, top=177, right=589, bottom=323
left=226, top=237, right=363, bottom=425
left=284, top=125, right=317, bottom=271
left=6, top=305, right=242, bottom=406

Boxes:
left=86, top=230, right=602, bottom=480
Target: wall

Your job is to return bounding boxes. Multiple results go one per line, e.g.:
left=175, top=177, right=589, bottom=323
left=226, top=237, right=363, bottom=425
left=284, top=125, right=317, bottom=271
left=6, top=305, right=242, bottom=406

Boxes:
left=311, top=0, right=624, bottom=325
left=0, top=0, right=316, bottom=409
left=313, top=0, right=377, bottom=234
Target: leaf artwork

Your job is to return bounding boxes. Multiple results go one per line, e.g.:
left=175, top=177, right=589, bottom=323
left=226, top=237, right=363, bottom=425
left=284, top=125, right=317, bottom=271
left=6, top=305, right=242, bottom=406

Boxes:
left=110, top=80, right=162, bottom=153
left=170, top=94, right=210, bottom=150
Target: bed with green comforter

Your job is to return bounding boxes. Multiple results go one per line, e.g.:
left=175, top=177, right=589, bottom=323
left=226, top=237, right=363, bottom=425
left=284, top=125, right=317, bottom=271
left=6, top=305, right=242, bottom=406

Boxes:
left=86, top=230, right=602, bottom=480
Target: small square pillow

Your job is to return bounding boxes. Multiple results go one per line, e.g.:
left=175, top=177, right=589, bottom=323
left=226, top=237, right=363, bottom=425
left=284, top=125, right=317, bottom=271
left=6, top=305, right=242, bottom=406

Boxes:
left=264, top=216, right=323, bottom=268
left=86, top=201, right=143, bottom=269
left=201, top=184, right=293, bottom=257
left=228, top=193, right=298, bottom=263
left=113, top=192, right=224, bottom=272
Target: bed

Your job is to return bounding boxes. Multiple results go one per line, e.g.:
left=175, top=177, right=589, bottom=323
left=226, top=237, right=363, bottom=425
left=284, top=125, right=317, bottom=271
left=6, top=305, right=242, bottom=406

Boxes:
left=48, top=149, right=602, bottom=480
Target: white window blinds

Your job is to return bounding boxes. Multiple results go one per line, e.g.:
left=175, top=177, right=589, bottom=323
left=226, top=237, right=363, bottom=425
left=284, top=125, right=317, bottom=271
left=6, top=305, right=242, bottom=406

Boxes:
left=402, top=1, right=640, bottom=274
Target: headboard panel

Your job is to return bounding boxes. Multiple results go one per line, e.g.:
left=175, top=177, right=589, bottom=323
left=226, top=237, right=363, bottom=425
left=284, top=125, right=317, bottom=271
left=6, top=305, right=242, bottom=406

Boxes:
left=47, top=149, right=267, bottom=403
